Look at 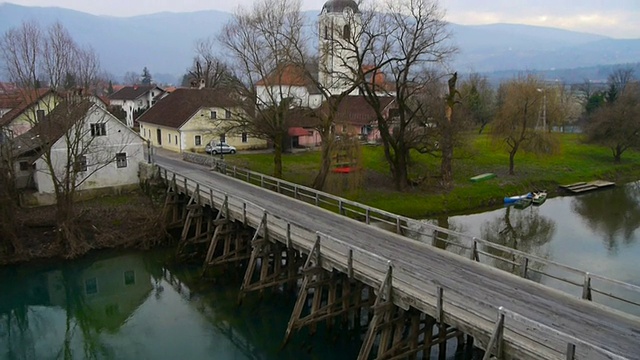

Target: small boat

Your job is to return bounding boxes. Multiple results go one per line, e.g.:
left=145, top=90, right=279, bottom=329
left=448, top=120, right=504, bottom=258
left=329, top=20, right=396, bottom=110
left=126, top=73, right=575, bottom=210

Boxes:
left=514, top=198, right=532, bottom=209
left=504, top=192, right=532, bottom=204
left=532, top=190, right=547, bottom=205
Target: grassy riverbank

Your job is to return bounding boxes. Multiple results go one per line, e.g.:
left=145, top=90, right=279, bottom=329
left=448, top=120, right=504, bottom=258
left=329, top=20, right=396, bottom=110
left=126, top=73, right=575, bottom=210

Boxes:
left=225, top=133, right=640, bottom=217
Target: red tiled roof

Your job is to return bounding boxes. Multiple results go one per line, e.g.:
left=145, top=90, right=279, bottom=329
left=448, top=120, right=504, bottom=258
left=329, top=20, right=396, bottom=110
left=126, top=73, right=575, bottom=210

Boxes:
left=256, top=64, right=312, bottom=87
left=137, top=88, right=242, bottom=129
left=109, top=85, right=163, bottom=101
left=328, top=95, right=396, bottom=126
left=0, top=82, right=17, bottom=94
left=0, top=88, right=55, bottom=127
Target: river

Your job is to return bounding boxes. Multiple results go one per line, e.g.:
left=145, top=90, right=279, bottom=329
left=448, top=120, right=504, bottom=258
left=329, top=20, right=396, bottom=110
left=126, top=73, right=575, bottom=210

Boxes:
left=2, top=183, right=638, bottom=359
left=433, top=181, right=640, bottom=315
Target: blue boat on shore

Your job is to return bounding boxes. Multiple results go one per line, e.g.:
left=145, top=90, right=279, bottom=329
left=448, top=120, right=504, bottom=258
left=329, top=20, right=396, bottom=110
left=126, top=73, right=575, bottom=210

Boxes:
left=504, top=192, right=533, bottom=204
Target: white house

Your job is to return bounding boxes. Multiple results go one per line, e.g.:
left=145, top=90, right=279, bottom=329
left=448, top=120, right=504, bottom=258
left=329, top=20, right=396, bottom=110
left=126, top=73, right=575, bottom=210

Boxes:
left=108, top=85, right=165, bottom=128
left=11, top=100, right=145, bottom=205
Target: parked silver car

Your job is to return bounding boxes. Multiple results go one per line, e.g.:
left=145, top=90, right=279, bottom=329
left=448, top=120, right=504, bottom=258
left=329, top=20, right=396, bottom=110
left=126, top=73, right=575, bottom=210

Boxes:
left=205, top=142, right=237, bottom=154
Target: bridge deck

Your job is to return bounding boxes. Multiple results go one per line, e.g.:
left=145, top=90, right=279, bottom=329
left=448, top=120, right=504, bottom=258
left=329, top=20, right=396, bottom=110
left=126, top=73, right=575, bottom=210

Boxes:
left=156, top=156, right=640, bottom=359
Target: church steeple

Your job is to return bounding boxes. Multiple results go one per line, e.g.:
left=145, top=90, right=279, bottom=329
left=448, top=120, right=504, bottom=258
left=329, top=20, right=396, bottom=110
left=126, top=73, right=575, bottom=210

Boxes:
left=318, top=0, right=361, bottom=95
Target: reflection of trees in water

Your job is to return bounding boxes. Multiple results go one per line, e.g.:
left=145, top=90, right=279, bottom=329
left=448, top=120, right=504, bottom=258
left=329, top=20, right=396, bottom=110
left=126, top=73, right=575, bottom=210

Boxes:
left=480, top=206, right=556, bottom=277
left=571, top=183, right=640, bottom=255
left=407, top=217, right=469, bottom=257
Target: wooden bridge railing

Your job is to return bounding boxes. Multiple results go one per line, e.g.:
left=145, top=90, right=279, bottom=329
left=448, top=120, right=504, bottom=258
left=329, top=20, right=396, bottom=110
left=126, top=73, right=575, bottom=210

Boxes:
left=186, top=154, right=640, bottom=317
left=159, top=164, right=627, bottom=359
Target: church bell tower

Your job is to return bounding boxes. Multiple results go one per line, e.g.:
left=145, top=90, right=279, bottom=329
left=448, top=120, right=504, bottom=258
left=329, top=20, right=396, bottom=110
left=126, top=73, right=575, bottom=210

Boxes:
left=318, top=0, right=362, bottom=95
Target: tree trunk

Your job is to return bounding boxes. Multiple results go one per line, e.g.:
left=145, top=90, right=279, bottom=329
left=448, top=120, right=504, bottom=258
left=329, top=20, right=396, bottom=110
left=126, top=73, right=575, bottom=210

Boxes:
left=393, top=147, right=410, bottom=191
left=273, top=133, right=283, bottom=178
left=55, top=194, right=88, bottom=258
left=312, top=138, right=333, bottom=190
left=440, top=137, right=454, bottom=188
left=509, top=149, right=517, bottom=175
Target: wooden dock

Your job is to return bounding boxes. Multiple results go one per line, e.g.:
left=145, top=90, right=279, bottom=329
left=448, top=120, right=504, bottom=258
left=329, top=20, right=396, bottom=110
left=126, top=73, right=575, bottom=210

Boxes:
left=156, top=153, right=640, bottom=359
left=560, top=180, right=615, bottom=193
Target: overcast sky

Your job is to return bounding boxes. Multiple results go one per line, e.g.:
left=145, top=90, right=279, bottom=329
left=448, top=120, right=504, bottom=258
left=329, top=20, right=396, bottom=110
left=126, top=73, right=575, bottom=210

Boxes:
left=3, top=0, right=639, bottom=38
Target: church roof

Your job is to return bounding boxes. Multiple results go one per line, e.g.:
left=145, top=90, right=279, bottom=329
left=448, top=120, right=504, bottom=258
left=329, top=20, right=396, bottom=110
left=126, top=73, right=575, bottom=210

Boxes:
left=322, top=0, right=360, bottom=13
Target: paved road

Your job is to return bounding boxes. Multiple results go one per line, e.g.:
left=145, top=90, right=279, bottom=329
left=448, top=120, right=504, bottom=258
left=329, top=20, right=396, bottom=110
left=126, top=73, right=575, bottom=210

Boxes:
left=154, top=152, right=640, bottom=359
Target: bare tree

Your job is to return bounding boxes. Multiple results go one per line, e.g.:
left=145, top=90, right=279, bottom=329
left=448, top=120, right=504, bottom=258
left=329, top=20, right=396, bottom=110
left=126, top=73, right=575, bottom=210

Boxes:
left=1, top=21, right=134, bottom=256
left=491, top=75, right=560, bottom=175
left=584, top=81, right=640, bottom=163
left=123, top=71, right=140, bottom=85
left=352, top=0, right=457, bottom=190
left=184, top=37, right=235, bottom=89
left=219, top=0, right=306, bottom=178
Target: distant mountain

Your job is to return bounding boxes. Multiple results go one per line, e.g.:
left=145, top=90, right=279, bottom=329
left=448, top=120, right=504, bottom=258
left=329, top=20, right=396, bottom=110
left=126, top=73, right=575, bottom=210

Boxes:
left=1, top=3, right=639, bottom=84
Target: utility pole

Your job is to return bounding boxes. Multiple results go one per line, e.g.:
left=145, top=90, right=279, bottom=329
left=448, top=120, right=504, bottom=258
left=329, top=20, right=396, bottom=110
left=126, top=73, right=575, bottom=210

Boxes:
left=536, top=88, right=547, bottom=131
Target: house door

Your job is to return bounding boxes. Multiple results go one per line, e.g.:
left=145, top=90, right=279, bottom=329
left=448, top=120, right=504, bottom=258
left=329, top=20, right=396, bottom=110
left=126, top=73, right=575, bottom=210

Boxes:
left=157, top=129, right=162, bottom=145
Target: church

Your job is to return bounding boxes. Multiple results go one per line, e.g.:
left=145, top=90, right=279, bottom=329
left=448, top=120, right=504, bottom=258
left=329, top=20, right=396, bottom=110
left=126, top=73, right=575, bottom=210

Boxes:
left=255, top=0, right=397, bottom=148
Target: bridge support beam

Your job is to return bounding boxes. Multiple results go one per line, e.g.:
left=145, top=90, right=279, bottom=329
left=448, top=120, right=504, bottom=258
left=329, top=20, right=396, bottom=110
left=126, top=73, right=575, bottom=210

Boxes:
left=238, top=215, right=305, bottom=301
left=162, top=174, right=186, bottom=229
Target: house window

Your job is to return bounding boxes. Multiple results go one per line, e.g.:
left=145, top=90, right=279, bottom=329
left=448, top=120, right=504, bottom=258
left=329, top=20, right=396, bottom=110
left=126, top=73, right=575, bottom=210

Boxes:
left=168, top=134, right=171, bottom=143
left=211, top=111, right=217, bottom=119
left=85, top=278, right=97, bottom=295
left=36, top=109, right=45, bottom=122
left=343, top=24, right=350, bottom=40
left=116, top=153, right=127, bottom=168
left=195, top=135, right=202, bottom=146
left=124, top=270, right=135, bottom=285
left=19, top=161, right=29, bottom=171
left=241, top=132, right=248, bottom=143
left=175, top=135, right=178, bottom=144
left=220, top=134, right=226, bottom=143
left=225, top=109, right=231, bottom=119
left=90, top=123, right=106, bottom=137
left=75, top=156, right=87, bottom=172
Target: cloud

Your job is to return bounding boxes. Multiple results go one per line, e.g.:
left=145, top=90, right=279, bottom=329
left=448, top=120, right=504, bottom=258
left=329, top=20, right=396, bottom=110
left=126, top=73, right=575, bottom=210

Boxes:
left=442, top=0, right=640, bottom=38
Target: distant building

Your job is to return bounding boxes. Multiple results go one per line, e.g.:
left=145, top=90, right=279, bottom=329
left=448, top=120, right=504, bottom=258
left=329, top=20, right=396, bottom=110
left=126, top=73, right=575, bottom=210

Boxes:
left=0, top=88, right=59, bottom=140
left=137, top=88, right=267, bottom=153
left=108, top=85, right=166, bottom=128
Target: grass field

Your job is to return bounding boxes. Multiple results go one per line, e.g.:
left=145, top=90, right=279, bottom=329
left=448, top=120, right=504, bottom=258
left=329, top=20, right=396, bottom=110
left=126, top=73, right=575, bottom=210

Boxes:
left=224, top=133, right=640, bottom=218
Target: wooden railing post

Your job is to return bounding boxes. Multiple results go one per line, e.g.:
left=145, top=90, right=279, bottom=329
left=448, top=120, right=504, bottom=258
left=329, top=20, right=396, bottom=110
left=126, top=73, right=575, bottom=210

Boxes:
left=365, top=208, right=370, bottom=224
left=471, top=239, right=479, bottom=262
left=483, top=307, right=505, bottom=360
left=436, top=286, right=444, bottom=323
left=395, top=217, right=401, bottom=234
left=582, top=273, right=592, bottom=301
left=566, top=343, right=576, bottom=360
left=521, top=257, right=529, bottom=279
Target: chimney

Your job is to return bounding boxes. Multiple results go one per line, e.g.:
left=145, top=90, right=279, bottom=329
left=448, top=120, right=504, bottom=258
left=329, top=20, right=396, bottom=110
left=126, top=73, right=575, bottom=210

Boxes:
left=199, top=78, right=205, bottom=90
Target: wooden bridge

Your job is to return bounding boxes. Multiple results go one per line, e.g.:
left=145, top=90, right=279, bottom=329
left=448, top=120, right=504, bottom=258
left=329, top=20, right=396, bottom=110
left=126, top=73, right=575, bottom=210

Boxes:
left=154, top=153, right=640, bottom=360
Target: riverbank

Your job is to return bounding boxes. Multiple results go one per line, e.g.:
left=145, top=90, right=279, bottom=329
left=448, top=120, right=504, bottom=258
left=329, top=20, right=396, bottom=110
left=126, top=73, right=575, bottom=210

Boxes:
left=223, top=133, right=640, bottom=217
left=0, top=190, right=167, bottom=266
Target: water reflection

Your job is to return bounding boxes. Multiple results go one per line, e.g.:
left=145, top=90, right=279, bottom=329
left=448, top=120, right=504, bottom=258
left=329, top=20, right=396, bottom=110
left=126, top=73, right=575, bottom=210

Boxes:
left=0, top=251, right=363, bottom=360
left=479, top=206, right=556, bottom=275
left=0, top=253, right=153, bottom=359
left=571, top=182, right=640, bottom=255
